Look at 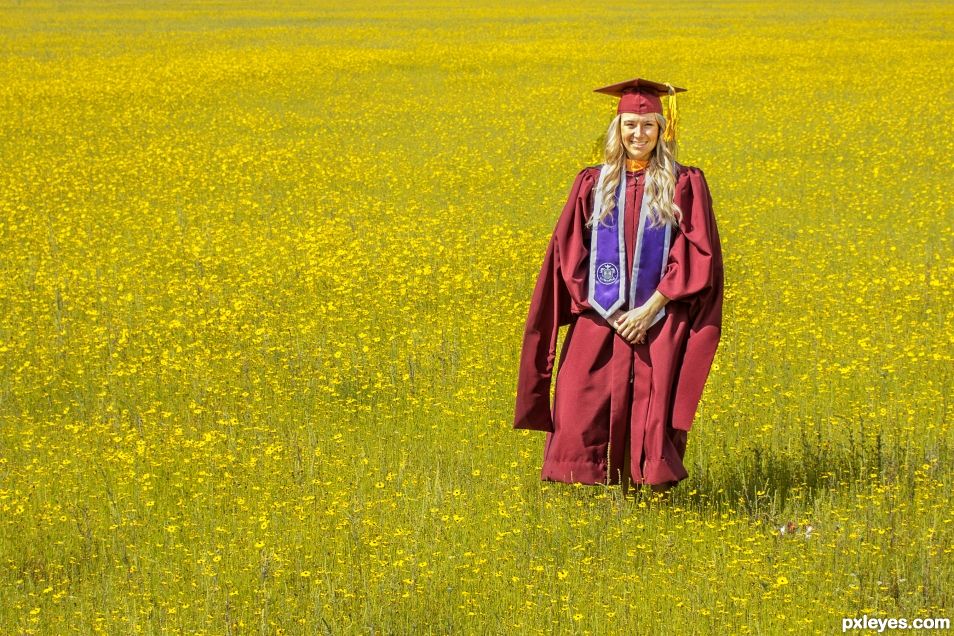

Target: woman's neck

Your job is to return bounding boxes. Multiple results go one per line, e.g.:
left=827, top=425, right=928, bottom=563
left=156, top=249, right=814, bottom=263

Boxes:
left=625, top=156, right=650, bottom=172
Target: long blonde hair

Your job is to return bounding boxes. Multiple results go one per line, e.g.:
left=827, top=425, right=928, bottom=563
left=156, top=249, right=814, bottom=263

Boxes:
left=587, top=112, right=683, bottom=230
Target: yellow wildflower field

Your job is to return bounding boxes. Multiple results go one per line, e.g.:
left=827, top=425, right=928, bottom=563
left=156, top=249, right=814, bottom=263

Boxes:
left=0, top=0, right=951, bottom=633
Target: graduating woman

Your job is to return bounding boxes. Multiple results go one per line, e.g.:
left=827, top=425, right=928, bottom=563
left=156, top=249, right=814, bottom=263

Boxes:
left=513, top=77, right=724, bottom=495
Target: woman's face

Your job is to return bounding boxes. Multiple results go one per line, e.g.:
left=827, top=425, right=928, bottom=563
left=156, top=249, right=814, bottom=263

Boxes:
left=620, top=113, right=659, bottom=161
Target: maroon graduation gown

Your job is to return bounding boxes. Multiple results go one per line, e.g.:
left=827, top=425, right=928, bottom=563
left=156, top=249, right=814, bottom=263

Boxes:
left=513, top=163, right=724, bottom=486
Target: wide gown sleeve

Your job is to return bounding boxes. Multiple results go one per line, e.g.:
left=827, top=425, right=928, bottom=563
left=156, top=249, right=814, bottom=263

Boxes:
left=513, top=167, right=597, bottom=432
left=656, top=166, right=725, bottom=432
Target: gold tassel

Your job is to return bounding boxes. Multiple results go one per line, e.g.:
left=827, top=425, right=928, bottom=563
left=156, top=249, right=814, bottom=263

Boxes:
left=663, top=83, right=678, bottom=143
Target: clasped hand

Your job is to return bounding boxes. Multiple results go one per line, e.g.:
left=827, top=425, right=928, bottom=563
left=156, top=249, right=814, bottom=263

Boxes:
left=610, top=304, right=655, bottom=345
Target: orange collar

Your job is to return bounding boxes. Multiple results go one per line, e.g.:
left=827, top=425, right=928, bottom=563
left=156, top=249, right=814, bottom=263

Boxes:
left=626, top=157, right=650, bottom=172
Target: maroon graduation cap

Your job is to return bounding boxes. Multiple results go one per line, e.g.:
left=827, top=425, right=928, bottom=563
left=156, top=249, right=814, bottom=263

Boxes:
left=594, top=77, right=686, bottom=140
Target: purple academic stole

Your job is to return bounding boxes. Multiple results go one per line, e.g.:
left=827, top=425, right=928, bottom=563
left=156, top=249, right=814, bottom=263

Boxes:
left=587, top=163, right=672, bottom=327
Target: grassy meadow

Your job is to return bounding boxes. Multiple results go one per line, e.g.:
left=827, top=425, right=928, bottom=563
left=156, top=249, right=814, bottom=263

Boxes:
left=1, top=0, right=952, bottom=633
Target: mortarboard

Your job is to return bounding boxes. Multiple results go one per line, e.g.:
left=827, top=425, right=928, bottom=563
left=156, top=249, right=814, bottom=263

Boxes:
left=594, top=77, right=686, bottom=143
